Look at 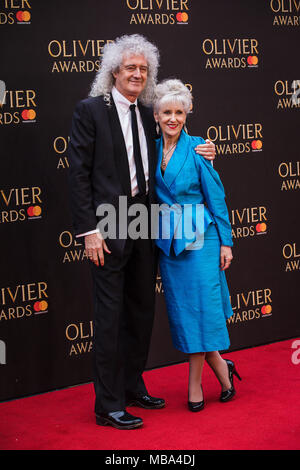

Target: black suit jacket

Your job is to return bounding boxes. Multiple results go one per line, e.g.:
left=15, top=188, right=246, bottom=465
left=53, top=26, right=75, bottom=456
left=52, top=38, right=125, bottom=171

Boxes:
left=68, top=95, right=157, bottom=254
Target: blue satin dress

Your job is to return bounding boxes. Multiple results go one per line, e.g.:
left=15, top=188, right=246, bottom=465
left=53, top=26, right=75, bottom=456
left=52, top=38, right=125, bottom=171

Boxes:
left=155, top=130, right=233, bottom=353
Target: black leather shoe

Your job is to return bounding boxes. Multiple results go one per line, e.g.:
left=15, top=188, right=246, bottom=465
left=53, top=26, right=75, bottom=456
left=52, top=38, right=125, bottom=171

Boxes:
left=95, top=411, right=143, bottom=430
left=220, top=359, right=242, bottom=403
left=188, top=400, right=205, bottom=412
left=127, top=394, right=165, bottom=409
left=188, top=385, right=205, bottom=412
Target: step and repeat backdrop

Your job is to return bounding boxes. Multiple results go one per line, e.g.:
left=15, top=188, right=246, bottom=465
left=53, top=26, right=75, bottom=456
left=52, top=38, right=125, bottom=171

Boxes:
left=0, top=0, right=299, bottom=401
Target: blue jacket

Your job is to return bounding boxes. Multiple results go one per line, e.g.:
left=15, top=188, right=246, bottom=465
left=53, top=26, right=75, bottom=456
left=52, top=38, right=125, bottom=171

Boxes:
left=155, top=130, right=233, bottom=256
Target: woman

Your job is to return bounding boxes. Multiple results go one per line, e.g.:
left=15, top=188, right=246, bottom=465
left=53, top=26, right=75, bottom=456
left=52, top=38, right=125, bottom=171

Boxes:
left=153, top=79, right=241, bottom=411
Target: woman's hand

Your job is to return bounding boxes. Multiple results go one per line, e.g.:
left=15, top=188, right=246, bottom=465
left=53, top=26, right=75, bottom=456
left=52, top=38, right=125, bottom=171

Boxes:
left=194, top=139, right=216, bottom=160
left=220, top=246, right=233, bottom=270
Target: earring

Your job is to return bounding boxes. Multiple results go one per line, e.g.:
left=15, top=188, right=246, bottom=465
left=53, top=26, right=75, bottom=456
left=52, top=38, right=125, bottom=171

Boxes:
left=156, top=121, right=160, bottom=135
left=184, top=123, right=188, bottom=134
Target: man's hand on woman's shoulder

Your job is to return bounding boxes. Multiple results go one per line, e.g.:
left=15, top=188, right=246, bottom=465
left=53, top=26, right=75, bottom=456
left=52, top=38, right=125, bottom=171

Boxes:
left=194, top=139, right=216, bottom=161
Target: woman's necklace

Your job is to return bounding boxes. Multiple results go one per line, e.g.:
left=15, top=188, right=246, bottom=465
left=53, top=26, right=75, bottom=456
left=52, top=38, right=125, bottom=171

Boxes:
left=161, top=142, right=177, bottom=171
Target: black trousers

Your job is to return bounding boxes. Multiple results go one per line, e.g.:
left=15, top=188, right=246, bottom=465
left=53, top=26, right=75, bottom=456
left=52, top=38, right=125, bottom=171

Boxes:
left=90, top=232, right=157, bottom=414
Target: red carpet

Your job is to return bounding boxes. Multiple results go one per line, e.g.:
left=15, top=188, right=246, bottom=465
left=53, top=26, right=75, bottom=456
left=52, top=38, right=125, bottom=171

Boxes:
left=1, top=339, right=299, bottom=450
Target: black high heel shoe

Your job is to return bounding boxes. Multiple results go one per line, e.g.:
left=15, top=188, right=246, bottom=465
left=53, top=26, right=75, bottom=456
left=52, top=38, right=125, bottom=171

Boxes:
left=220, top=359, right=242, bottom=403
left=188, top=386, right=205, bottom=412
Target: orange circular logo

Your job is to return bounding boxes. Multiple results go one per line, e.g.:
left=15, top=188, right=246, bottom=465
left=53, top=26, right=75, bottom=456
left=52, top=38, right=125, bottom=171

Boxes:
left=27, top=205, right=41, bottom=217
left=22, top=109, right=36, bottom=120
left=176, top=12, right=189, bottom=22
left=247, top=55, right=258, bottom=65
left=33, top=205, right=41, bottom=216
left=27, top=109, right=36, bottom=120
left=261, top=305, right=272, bottom=315
left=39, top=301, right=48, bottom=311
left=251, top=139, right=263, bottom=150
left=256, top=223, right=267, bottom=233
left=16, top=10, right=31, bottom=22
left=34, top=301, right=48, bottom=312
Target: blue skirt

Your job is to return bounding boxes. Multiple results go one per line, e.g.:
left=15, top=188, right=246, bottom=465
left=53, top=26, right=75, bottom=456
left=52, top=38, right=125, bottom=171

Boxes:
left=159, top=223, right=233, bottom=354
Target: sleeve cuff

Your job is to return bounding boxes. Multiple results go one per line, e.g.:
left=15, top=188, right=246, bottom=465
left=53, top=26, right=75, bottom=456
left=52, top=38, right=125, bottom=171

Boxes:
left=76, top=229, right=99, bottom=238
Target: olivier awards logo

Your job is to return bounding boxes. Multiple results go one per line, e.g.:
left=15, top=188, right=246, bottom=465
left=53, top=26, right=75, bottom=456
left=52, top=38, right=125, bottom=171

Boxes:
left=0, top=281, right=48, bottom=322
left=48, top=39, right=113, bottom=73
left=228, top=287, right=273, bottom=325
left=53, top=135, right=69, bottom=170
left=206, top=122, right=263, bottom=157
left=278, top=161, right=300, bottom=190
left=0, top=0, right=31, bottom=25
left=0, top=186, right=42, bottom=224
left=0, top=88, right=37, bottom=125
left=271, top=0, right=300, bottom=26
left=282, top=242, right=300, bottom=271
left=65, top=321, right=93, bottom=356
left=274, top=80, right=300, bottom=109
left=126, top=0, right=189, bottom=25
left=230, top=206, right=268, bottom=239
left=59, top=230, right=88, bottom=263
left=201, top=38, right=259, bottom=69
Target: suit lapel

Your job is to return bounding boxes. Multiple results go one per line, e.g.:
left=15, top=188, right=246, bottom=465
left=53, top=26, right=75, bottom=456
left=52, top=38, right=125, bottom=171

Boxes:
left=163, top=130, right=190, bottom=189
left=107, top=95, right=132, bottom=197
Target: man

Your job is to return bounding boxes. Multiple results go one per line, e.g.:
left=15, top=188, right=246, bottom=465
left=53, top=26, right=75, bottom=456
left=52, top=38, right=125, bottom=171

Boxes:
left=68, top=34, right=216, bottom=430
